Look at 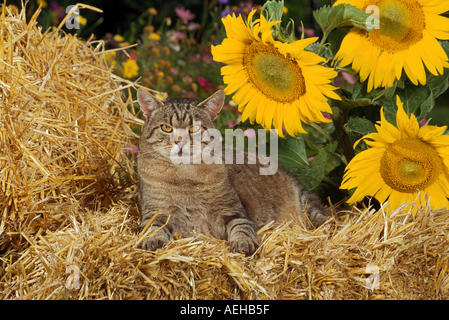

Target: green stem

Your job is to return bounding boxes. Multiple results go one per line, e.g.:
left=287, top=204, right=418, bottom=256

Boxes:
left=309, top=122, right=334, bottom=143
left=197, top=0, right=209, bottom=42
left=323, top=177, right=342, bottom=191
left=331, top=106, right=355, bottom=164
left=317, top=30, right=330, bottom=56
left=147, top=14, right=154, bottom=27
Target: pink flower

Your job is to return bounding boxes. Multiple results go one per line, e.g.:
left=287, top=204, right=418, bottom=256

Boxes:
left=174, top=7, right=195, bottom=21
left=320, top=113, right=332, bottom=124
left=334, top=77, right=343, bottom=88
left=228, top=120, right=240, bottom=128
left=187, top=54, right=200, bottom=63
left=335, top=72, right=357, bottom=89
left=201, top=55, right=213, bottom=65
left=244, top=1, right=255, bottom=9
left=322, top=113, right=332, bottom=120
left=124, top=145, right=139, bottom=154
left=419, top=118, right=427, bottom=126
left=340, top=72, right=356, bottom=85
left=198, top=77, right=212, bottom=90
left=183, top=75, right=193, bottom=84
left=244, top=129, right=256, bottom=138
left=168, top=30, right=185, bottom=41
left=307, top=156, right=315, bottom=162
left=298, top=26, right=316, bottom=38
left=187, top=22, right=197, bottom=31
left=50, top=2, right=65, bottom=20
left=169, top=67, right=179, bottom=76
left=201, top=48, right=212, bottom=63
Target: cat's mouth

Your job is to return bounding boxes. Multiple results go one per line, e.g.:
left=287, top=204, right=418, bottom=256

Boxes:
left=167, top=144, right=203, bottom=163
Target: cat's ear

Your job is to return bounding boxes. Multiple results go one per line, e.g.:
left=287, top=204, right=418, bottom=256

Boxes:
left=197, top=90, right=225, bottom=120
left=137, top=88, right=163, bottom=119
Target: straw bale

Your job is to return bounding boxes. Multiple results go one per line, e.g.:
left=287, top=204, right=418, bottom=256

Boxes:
left=1, top=199, right=448, bottom=300
left=0, top=4, right=141, bottom=250
left=1, top=4, right=449, bottom=300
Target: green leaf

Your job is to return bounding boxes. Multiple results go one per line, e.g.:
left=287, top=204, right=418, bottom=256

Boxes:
left=261, top=0, right=297, bottom=43
left=425, top=41, right=449, bottom=99
left=344, top=117, right=376, bottom=136
left=290, top=141, right=339, bottom=191
left=334, top=87, right=375, bottom=112
left=333, top=81, right=397, bottom=113
left=278, top=136, right=309, bottom=169
left=261, top=0, right=284, bottom=22
left=427, top=68, right=449, bottom=99
left=313, top=3, right=372, bottom=36
left=327, top=26, right=350, bottom=57
left=313, top=4, right=345, bottom=37
left=340, top=4, right=374, bottom=29
left=352, top=80, right=397, bottom=101
left=382, top=85, right=434, bottom=125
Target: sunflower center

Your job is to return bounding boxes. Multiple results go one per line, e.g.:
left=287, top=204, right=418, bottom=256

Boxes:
left=380, top=138, right=442, bottom=193
left=243, top=42, right=306, bottom=103
left=365, top=0, right=425, bottom=54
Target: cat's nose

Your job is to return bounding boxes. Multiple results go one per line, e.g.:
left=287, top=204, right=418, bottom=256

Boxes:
left=176, top=141, right=186, bottom=149
left=171, top=129, right=189, bottom=149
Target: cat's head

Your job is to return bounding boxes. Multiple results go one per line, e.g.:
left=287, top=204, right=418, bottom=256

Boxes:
left=137, top=88, right=225, bottom=162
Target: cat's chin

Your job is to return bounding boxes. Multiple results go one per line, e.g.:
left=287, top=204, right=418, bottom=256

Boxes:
left=165, top=151, right=203, bottom=165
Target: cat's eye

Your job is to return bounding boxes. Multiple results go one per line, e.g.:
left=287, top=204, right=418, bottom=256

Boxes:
left=189, top=125, right=201, bottom=133
left=160, top=124, right=173, bottom=133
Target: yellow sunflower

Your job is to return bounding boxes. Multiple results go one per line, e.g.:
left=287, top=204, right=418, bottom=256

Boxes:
left=334, top=0, right=449, bottom=92
left=211, top=10, right=340, bottom=138
left=341, top=96, right=449, bottom=214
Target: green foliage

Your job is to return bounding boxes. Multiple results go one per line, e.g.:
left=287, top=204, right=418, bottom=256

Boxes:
left=261, top=0, right=285, bottom=22
left=289, top=141, right=339, bottom=192
left=345, top=117, right=376, bottom=136
left=313, top=3, right=371, bottom=35
left=262, top=0, right=297, bottom=43
left=278, top=137, right=309, bottom=169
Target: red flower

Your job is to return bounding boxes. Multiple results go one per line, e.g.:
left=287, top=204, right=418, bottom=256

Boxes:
left=126, top=53, right=137, bottom=61
left=198, top=77, right=212, bottom=90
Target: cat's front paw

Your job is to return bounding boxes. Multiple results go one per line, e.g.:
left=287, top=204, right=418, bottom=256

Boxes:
left=230, top=238, right=259, bottom=255
left=139, top=235, right=168, bottom=251
left=308, top=207, right=332, bottom=228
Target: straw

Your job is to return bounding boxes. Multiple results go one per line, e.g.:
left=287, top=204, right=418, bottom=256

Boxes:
left=1, top=4, right=449, bottom=300
left=0, top=4, right=139, bottom=252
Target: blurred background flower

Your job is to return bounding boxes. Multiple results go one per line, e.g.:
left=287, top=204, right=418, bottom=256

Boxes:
left=123, top=59, right=139, bottom=78
left=174, top=7, right=195, bottom=22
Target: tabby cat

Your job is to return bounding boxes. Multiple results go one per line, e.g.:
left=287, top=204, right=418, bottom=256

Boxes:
left=136, top=88, right=329, bottom=255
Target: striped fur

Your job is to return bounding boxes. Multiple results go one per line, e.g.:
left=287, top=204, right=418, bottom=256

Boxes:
left=136, top=88, right=329, bottom=255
